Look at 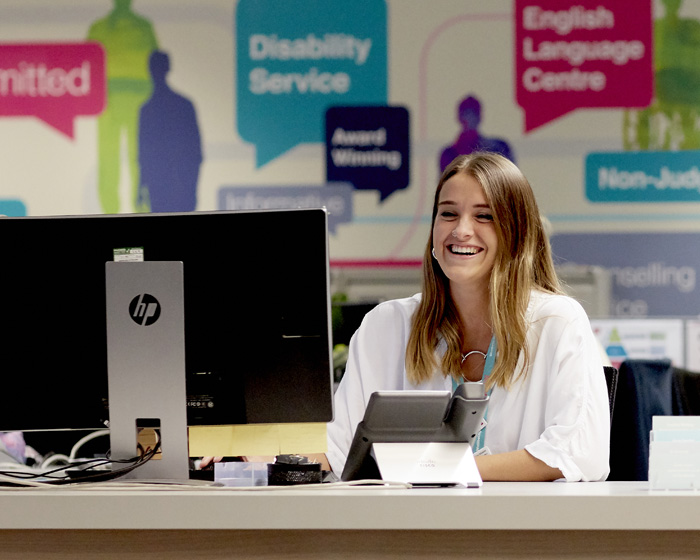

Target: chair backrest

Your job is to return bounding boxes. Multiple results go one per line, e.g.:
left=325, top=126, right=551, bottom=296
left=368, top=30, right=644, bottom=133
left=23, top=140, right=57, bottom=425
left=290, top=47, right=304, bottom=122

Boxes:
left=608, top=359, right=672, bottom=481
left=603, top=365, right=618, bottom=419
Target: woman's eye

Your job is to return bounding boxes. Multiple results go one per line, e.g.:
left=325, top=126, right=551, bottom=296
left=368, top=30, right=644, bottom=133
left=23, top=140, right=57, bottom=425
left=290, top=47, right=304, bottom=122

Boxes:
left=476, top=213, right=494, bottom=222
left=440, top=211, right=457, bottom=218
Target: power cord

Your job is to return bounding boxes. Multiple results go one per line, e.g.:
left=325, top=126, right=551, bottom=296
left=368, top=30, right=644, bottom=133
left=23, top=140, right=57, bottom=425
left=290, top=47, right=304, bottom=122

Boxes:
left=0, top=430, right=162, bottom=487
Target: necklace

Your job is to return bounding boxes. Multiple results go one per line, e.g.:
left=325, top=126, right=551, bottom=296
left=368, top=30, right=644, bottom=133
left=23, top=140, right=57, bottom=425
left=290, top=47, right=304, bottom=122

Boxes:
left=461, top=350, right=487, bottom=364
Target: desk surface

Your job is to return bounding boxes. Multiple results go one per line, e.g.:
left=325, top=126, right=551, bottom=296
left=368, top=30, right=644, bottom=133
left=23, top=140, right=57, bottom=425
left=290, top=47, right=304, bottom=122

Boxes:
left=1, top=481, right=699, bottom=531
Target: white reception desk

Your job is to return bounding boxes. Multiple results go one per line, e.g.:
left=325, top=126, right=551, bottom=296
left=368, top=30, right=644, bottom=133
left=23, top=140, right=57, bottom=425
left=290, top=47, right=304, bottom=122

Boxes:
left=1, top=481, right=699, bottom=559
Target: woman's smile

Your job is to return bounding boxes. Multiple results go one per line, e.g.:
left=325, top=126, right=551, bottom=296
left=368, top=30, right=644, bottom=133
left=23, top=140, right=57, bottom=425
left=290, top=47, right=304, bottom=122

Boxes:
left=448, top=244, right=482, bottom=256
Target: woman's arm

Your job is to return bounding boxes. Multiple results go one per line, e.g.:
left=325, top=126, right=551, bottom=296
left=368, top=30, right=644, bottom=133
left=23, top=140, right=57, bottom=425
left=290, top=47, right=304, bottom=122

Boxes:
left=498, top=294, right=610, bottom=482
left=327, top=298, right=421, bottom=475
left=475, top=449, right=563, bottom=481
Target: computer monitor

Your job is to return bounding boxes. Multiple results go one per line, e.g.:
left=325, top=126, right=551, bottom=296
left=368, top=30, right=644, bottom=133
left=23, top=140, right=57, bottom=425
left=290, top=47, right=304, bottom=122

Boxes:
left=0, top=209, right=334, bottom=459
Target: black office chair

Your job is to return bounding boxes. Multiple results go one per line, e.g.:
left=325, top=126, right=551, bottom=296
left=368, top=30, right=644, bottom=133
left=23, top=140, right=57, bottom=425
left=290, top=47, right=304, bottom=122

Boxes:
left=603, top=365, right=618, bottom=420
left=608, top=359, right=672, bottom=481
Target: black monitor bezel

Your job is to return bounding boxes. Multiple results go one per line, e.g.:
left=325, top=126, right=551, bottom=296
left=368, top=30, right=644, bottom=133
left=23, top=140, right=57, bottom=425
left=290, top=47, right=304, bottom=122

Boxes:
left=0, top=208, right=334, bottom=435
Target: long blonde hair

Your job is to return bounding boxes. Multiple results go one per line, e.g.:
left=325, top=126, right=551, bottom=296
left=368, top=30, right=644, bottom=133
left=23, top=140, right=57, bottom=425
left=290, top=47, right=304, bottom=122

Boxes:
left=405, top=152, right=562, bottom=389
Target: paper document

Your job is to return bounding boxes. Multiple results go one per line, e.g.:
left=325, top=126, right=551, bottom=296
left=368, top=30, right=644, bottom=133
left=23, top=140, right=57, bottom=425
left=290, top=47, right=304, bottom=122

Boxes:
left=188, top=423, right=327, bottom=457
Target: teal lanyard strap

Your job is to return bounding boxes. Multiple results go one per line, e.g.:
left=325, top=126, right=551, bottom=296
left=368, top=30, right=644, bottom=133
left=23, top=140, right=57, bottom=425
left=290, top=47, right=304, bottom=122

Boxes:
left=452, top=335, right=497, bottom=452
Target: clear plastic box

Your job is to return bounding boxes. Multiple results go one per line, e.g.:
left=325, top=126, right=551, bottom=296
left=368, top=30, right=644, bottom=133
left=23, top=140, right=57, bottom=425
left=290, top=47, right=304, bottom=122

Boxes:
left=214, top=462, right=269, bottom=487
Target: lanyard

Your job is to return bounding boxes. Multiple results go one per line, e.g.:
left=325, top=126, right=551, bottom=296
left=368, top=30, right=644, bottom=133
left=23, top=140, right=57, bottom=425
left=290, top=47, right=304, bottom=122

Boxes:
left=452, top=336, right=496, bottom=451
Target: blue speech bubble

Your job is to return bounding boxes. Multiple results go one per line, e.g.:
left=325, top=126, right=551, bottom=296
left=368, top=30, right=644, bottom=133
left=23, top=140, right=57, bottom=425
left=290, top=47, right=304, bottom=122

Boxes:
left=217, top=183, right=354, bottom=234
left=552, top=232, right=699, bottom=316
left=586, top=151, right=700, bottom=203
left=0, top=199, right=26, bottom=216
left=236, top=0, right=387, bottom=168
left=326, top=105, right=409, bottom=202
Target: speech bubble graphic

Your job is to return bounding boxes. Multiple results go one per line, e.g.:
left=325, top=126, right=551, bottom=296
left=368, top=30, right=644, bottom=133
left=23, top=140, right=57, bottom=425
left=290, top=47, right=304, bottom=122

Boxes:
left=586, top=151, right=700, bottom=203
left=0, top=199, right=26, bottom=217
left=236, top=0, right=387, bottom=167
left=515, top=1, right=652, bottom=132
left=326, top=105, right=409, bottom=202
left=0, top=42, right=105, bottom=138
left=552, top=232, right=700, bottom=317
left=217, top=183, right=354, bottom=234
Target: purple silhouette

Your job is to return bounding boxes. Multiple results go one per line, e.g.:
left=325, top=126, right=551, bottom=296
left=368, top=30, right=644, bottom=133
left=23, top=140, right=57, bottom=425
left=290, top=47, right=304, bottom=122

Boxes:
left=138, top=51, right=202, bottom=212
left=439, top=95, right=515, bottom=172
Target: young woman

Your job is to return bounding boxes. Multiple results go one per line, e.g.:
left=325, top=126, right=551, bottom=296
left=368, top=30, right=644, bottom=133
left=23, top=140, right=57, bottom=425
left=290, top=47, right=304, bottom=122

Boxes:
left=327, top=152, right=610, bottom=482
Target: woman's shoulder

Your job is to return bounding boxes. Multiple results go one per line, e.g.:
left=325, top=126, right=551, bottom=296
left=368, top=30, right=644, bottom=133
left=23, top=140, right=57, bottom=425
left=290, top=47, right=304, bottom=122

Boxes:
left=363, top=293, right=422, bottom=324
left=527, top=290, right=589, bottom=322
left=348, top=294, right=422, bottom=351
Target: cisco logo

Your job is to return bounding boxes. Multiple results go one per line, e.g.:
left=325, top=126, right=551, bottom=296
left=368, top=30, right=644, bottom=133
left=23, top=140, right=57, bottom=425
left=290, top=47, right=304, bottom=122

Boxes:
left=129, top=294, right=161, bottom=326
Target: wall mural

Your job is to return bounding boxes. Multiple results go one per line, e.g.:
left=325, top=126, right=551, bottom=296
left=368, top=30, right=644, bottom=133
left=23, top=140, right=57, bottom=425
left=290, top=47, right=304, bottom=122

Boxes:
left=0, top=1, right=699, bottom=317
left=88, top=0, right=158, bottom=213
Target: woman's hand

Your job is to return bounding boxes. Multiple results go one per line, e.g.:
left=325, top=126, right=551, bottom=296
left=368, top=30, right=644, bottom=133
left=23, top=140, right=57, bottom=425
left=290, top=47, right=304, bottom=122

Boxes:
left=197, top=456, right=223, bottom=469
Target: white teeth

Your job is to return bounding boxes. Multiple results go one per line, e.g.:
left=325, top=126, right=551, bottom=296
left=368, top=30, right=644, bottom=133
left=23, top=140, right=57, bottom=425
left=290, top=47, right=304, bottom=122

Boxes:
left=451, top=245, right=479, bottom=255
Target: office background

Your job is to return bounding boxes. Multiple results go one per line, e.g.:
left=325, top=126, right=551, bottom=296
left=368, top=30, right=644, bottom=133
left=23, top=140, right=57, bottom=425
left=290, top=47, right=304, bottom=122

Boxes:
left=0, top=0, right=697, bottom=321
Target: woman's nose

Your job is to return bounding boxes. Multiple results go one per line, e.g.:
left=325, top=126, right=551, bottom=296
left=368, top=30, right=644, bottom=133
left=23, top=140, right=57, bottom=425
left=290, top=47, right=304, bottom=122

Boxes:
left=452, top=217, right=474, bottom=240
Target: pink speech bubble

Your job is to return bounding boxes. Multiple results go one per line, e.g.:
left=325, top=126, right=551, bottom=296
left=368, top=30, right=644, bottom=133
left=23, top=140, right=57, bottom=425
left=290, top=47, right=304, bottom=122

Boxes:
left=515, top=0, right=652, bottom=132
left=0, top=42, right=105, bottom=138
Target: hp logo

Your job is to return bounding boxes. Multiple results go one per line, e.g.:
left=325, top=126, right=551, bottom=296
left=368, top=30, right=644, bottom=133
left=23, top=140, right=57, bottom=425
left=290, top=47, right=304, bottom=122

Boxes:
left=129, top=294, right=161, bottom=326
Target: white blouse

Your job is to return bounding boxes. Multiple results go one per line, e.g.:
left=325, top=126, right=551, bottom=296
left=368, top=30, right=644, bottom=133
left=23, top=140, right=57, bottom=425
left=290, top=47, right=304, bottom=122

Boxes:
left=326, top=291, right=610, bottom=481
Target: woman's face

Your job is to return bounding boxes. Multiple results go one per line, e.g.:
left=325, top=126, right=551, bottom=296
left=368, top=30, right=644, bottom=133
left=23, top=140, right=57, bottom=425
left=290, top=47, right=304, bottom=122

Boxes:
left=432, top=172, right=498, bottom=292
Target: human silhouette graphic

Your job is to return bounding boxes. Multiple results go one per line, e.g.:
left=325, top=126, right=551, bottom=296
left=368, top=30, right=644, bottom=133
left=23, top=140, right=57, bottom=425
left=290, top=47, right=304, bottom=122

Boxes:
left=138, top=51, right=202, bottom=213
left=87, top=0, right=158, bottom=214
left=439, top=95, right=515, bottom=172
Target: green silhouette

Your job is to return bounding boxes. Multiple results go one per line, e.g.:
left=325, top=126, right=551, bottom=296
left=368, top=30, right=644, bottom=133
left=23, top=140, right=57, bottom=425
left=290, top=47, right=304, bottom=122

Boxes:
left=88, top=0, right=158, bottom=213
left=624, top=0, right=700, bottom=151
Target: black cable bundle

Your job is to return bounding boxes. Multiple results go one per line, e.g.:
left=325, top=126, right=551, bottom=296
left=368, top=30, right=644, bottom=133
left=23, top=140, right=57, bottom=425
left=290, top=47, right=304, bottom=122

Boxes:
left=0, top=433, right=162, bottom=486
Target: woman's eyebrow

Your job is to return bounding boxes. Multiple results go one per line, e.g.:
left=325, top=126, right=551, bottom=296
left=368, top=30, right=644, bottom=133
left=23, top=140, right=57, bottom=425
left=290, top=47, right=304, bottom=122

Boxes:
left=437, top=200, right=491, bottom=208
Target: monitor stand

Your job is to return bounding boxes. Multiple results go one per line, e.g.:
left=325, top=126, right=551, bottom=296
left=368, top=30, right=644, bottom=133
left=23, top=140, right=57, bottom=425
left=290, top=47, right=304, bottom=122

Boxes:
left=105, top=261, right=189, bottom=481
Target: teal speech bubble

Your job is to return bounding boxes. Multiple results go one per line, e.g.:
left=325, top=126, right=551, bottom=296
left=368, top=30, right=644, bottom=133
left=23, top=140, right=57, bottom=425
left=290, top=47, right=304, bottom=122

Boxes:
left=0, top=199, right=26, bottom=216
left=586, top=151, right=700, bottom=202
left=236, top=0, right=387, bottom=167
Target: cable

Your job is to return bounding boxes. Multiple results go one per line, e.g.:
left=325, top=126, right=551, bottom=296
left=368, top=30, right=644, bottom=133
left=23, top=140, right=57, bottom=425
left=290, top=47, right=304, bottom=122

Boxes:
left=69, top=429, right=110, bottom=461
left=40, top=454, right=71, bottom=470
left=0, top=462, right=32, bottom=471
left=55, top=432, right=163, bottom=484
left=0, top=430, right=163, bottom=486
left=208, top=479, right=415, bottom=491
left=0, top=478, right=416, bottom=491
left=0, top=473, right=55, bottom=488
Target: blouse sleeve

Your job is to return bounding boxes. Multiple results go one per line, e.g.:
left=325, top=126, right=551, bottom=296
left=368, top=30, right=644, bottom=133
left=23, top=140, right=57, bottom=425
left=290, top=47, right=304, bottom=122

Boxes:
left=523, top=297, right=611, bottom=481
left=325, top=299, right=414, bottom=475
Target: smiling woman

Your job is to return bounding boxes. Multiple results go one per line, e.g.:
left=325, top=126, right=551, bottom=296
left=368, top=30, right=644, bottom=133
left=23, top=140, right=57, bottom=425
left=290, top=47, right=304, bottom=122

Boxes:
left=327, top=152, right=611, bottom=483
